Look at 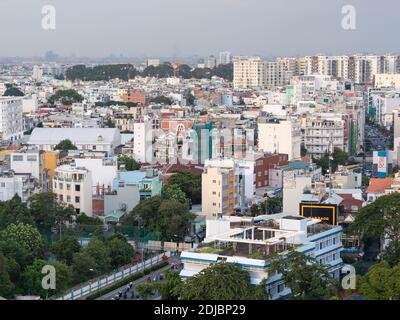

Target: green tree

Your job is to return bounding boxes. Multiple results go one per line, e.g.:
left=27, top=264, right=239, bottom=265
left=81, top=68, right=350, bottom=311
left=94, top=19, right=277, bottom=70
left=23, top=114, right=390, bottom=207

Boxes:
left=357, top=261, right=400, bottom=300
left=66, top=64, right=138, bottom=81
left=3, top=86, right=24, bottom=97
left=162, top=184, right=189, bottom=207
left=167, top=172, right=202, bottom=204
left=48, top=89, right=83, bottom=105
left=250, top=204, right=260, bottom=217
left=54, top=139, right=78, bottom=151
left=118, top=155, right=141, bottom=171
left=76, top=213, right=103, bottom=226
left=136, top=282, right=156, bottom=299
left=0, top=254, right=14, bottom=298
left=29, top=192, right=75, bottom=232
left=382, top=240, right=400, bottom=267
left=123, top=196, right=163, bottom=230
left=157, top=270, right=181, bottom=300
left=0, top=194, right=33, bottom=230
left=349, top=193, right=400, bottom=243
left=175, top=263, right=257, bottom=300
left=21, top=260, right=72, bottom=298
left=84, top=237, right=111, bottom=274
left=267, top=196, right=282, bottom=214
left=176, top=64, right=192, bottom=79
left=0, top=223, right=43, bottom=258
left=71, top=251, right=98, bottom=284
left=0, top=239, right=34, bottom=270
left=149, top=95, right=173, bottom=105
left=50, top=234, right=81, bottom=265
left=107, top=233, right=134, bottom=269
left=157, top=200, right=194, bottom=241
left=270, top=251, right=338, bottom=300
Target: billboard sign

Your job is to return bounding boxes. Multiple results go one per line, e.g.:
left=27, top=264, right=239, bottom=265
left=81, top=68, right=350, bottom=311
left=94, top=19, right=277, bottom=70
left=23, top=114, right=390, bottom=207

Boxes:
left=299, top=203, right=338, bottom=225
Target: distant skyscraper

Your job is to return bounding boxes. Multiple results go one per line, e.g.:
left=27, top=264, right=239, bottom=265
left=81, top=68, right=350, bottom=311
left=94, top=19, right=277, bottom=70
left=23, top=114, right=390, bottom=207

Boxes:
left=206, top=55, right=217, bottom=69
left=233, top=56, right=265, bottom=89
left=146, top=59, right=160, bottom=68
left=32, top=65, right=43, bottom=81
left=219, top=51, right=232, bottom=65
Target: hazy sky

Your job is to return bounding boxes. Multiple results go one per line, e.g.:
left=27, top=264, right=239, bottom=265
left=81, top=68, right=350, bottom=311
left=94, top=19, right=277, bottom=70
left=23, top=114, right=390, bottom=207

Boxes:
left=0, top=0, right=398, bottom=58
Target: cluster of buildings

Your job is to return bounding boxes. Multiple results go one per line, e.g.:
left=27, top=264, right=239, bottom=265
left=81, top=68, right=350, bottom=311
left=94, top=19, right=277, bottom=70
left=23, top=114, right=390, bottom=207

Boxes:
left=2, top=51, right=400, bottom=299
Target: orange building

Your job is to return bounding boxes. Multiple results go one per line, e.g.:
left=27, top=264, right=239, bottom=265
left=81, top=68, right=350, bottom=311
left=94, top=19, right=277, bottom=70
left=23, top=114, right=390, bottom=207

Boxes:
left=122, top=91, right=147, bottom=106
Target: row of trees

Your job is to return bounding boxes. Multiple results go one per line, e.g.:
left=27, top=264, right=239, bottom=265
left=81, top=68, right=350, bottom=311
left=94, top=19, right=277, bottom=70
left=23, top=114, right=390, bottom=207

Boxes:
left=2, top=84, right=24, bottom=97
left=0, top=193, right=135, bottom=298
left=66, top=64, right=139, bottom=81
left=47, top=89, right=83, bottom=106
left=65, top=63, right=233, bottom=82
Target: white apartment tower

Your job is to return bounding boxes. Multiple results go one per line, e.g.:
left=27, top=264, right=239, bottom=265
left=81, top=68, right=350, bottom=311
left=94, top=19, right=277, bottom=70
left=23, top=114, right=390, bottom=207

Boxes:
left=219, top=51, right=232, bottom=65
left=202, top=161, right=238, bottom=219
left=133, top=120, right=153, bottom=163
left=0, top=97, right=24, bottom=142
left=304, top=113, right=345, bottom=158
left=233, top=57, right=265, bottom=89
left=258, top=118, right=301, bottom=161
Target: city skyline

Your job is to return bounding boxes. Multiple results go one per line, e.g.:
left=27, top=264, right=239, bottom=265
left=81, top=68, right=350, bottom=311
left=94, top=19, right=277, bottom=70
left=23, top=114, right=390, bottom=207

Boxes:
left=0, top=0, right=398, bottom=58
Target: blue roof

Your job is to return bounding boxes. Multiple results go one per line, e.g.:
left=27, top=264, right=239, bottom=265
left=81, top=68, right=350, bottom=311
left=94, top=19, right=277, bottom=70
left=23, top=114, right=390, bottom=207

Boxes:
left=112, top=171, right=146, bottom=190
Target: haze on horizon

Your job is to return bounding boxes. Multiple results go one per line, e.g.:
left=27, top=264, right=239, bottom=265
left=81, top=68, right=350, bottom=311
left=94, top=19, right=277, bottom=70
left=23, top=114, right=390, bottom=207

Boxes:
left=0, top=0, right=398, bottom=59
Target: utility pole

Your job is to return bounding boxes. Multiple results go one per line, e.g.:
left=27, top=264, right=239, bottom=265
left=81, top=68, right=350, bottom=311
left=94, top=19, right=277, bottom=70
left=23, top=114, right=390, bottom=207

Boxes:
left=328, top=132, right=334, bottom=196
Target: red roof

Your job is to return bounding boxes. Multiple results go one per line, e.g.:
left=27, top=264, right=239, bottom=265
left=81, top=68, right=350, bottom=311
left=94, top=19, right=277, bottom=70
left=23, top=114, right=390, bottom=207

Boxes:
left=337, top=194, right=364, bottom=207
left=366, top=178, right=393, bottom=193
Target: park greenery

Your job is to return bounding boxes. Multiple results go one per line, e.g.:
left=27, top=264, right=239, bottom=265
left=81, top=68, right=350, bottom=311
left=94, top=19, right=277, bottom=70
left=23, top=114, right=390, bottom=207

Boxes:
left=167, top=171, right=202, bottom=205
left=3, top=85, right=24, bottom=97
left=0, top=193, right=135, bottom=299
left=48, top=89, right=83, bottom=105
left=123, top=195, right=194, bottom=242
left=66, top=64, right=139, bottom=81
left=65, top=63, right=233, bottom=82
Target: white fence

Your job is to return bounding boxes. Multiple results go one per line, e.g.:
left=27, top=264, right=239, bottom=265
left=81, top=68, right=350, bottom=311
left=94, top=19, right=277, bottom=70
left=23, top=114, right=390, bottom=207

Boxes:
left=57, top=251, right=170, bottom=300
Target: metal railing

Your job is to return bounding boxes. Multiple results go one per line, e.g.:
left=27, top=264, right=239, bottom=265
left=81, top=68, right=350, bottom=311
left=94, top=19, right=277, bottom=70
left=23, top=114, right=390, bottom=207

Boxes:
left=56, top=251, right=171, bottom=300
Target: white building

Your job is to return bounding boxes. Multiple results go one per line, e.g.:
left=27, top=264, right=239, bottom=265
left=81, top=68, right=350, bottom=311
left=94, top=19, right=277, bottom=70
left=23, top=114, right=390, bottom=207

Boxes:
left=219, top=51, right=232, bottom=65
left=74, top=157, right=118, bottom=190
left=258, top=118, right=301, bottom=161
left=133, top=121, right=153, bottom=163
left=233, top=57, right=265, bottom=90
left=53, top=165, right=93, bottom=215
left=0, top=171, right=35, bottom=202
left=28, top=128, right=121, bottom=156
left=202, top=160, right=239, bottom=219
left=304, top=113, right=345, bottom=158
left=180, top=214, right=343, bottom=300
left=0, top=97, right=24, bottom=142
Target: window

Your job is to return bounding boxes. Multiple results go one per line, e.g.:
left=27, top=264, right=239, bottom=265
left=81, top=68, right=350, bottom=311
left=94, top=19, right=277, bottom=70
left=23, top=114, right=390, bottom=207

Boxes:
left=212, top=180, right=216, bottom=184
left=75, top=185, right=80, bottom=192
left=67, top=196, right=71, bottom=203
left=0, top=182, right=5, bottom=188
left=27, top=155, right=37, bottom=162
left=12, top=155, right=23, bottom=161
left=75, top=196, right=80, bottom=203
left=66, top=184, right=71, bottom=191
left=59, top=183, right=63, bottom=190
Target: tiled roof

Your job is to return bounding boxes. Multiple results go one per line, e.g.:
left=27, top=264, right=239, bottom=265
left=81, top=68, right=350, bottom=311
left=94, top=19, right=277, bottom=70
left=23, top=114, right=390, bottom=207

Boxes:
left=366, top=178, right=393, bottom=193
